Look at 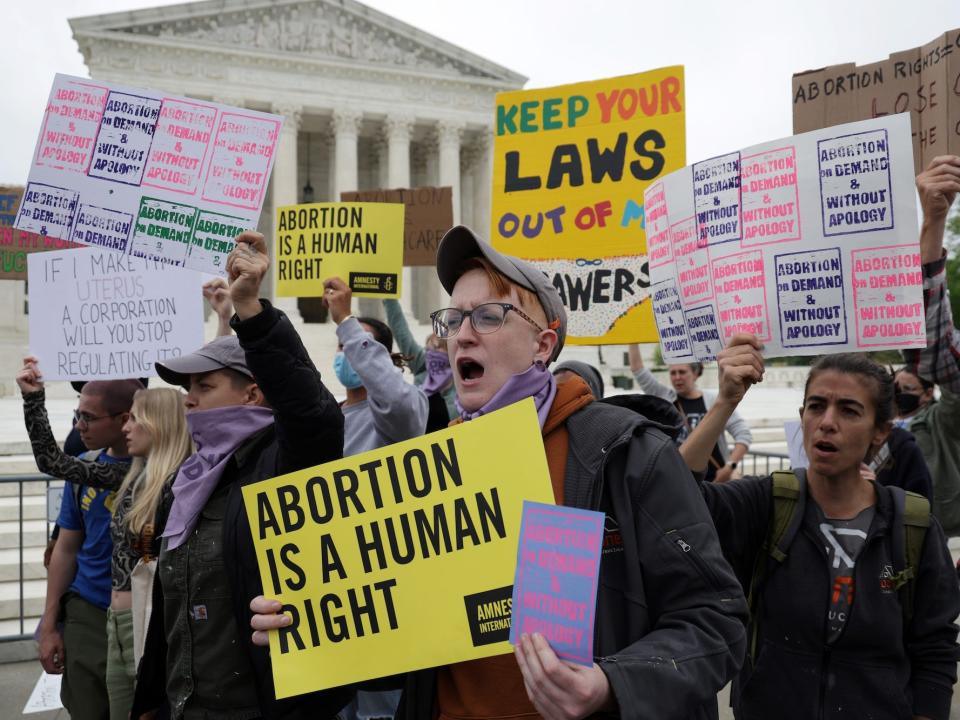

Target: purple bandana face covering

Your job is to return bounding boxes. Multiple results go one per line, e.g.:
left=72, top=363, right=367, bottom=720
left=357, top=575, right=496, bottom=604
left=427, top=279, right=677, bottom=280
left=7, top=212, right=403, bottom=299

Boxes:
left=421, top=349, right=453, bottom=396
left=457, top=361, right=557, bottom=428
left=162, top=404, right=275, bottom=551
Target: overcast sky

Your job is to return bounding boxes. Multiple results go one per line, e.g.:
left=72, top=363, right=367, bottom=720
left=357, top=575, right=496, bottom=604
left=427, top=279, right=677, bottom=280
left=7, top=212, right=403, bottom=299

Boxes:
left=2, top=0, right=958, bottom=184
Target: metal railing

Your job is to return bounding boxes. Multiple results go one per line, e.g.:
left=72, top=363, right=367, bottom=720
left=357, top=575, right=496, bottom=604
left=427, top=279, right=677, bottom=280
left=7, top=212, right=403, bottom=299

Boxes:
left=740, top=449, right=792, bottom=477
left=0, top=450, right=794, bottom=644
left=0, top=474, right=57, bottom=643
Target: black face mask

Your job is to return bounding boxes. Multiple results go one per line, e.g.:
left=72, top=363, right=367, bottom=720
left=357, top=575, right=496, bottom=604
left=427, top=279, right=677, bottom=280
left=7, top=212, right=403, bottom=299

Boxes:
left=895, top=392, right=921, bottom=415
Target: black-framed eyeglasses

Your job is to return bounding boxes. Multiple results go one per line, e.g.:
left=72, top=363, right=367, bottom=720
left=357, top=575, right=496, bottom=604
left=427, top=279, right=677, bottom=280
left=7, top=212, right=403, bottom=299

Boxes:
left=430, top=302, right=544, bottom=339
left=73, top=410, right=123, bottom=427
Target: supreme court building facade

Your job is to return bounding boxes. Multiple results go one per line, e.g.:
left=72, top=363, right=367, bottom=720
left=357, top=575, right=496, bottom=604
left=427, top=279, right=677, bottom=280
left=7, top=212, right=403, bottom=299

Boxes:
left=0, top=0, right=527, bottom=393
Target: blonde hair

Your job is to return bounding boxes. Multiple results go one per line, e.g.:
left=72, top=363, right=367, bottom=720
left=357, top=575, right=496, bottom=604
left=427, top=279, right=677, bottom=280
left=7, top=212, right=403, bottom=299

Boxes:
left=116, top=388, right=193, bottom=536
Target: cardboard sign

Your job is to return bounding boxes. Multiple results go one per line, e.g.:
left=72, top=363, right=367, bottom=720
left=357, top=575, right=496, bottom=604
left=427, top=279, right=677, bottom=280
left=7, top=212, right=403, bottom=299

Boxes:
left=242, top=399, right=555, bottom=697
left=491, top=68, right=686, bottom=345
left=792, top=29, right=960, bottom=174
left=645, top=114, right=923, bottom=361
left=28, top=247, right=205, bottom=381
left=15, top=74, right=282, bottom=275
left=275, top=202, right=404, bottom=297
left=23, top=672, right=63, bottom=714
left=340, top=186, right=453, bottom=266
left=0, top=186, right=79, bottom=280
left=509, top=501, right=603, bottom=666
left=784, top=420, right=808, bottom=469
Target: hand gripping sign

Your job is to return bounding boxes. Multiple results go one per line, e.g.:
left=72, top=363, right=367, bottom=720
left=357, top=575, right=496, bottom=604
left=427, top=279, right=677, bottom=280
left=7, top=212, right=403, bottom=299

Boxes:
left=242, top=399, right=555, bottom=697
left=644, top=113, right=923, bottom=361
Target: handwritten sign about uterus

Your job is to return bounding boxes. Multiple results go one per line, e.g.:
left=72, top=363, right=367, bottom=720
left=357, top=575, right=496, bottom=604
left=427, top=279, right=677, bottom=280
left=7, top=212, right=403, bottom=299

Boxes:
left=645, top=113, right=922, bottom=361
left=15, top=74, right=282, bottom=276
left=28, top=246, right=204, bottom=381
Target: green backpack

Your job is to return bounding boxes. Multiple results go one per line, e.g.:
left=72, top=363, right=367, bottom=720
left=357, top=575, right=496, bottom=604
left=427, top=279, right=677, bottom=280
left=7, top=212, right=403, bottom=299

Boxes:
left=746, top=469, right=931, bottom=661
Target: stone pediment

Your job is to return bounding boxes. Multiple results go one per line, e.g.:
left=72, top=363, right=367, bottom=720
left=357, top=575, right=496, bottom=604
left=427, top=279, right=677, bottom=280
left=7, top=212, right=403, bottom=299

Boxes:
left=70, top=0, right=526, bottom=85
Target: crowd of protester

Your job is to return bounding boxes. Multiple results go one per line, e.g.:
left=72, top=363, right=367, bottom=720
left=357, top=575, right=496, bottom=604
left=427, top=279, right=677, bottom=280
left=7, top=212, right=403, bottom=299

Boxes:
left=20, top=157, right=960, bottom=720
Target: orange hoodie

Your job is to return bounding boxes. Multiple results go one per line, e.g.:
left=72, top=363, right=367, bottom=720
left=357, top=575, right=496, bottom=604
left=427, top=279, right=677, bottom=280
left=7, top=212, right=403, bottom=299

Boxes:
left=435, top=376, right=595, bottom=720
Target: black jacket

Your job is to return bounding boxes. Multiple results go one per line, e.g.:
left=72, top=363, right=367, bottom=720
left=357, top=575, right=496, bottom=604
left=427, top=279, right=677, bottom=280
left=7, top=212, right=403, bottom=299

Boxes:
left=702, top=476, right=959, bottom=720
left=875, top=426, right=934, bottom=502
left=397, top=401, right=748, bottom=720
left=132, top=301, right=351, bottom=720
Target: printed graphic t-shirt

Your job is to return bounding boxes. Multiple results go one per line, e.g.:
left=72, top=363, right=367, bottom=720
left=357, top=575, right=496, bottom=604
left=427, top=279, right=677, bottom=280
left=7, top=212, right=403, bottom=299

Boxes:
left=676, top=395, right=725, bottom=481
left=814, top=503, right=875, bottom=644
left=57, top=451, right=124, bottom=609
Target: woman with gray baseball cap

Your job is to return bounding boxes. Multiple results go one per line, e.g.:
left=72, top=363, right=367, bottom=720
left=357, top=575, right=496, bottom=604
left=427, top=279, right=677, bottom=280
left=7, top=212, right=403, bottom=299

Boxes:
left=251, top=225, right=747, bottom=720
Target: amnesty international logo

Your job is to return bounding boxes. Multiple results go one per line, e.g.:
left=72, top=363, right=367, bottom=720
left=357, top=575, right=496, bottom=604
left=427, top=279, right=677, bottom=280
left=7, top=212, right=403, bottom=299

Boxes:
left=463, top=585, right=513, bottom=647
left=349, top=272, right=398, bottom=295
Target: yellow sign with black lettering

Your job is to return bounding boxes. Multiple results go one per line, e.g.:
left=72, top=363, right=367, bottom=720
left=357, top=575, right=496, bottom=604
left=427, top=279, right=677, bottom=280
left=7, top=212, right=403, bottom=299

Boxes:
left=491, top=68, right=686, bottom=345
left=242, top=399, right=555, bottom=697
left=275, top=202, right=404, bottom=298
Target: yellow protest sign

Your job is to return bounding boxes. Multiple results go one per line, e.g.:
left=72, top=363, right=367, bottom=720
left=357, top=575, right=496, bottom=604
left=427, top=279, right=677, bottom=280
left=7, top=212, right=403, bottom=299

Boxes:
left=275, top=202, right=404, bottom=297
left=491, top=68, right=686, bottom=344
left=242, top=399, right=555, bottom=697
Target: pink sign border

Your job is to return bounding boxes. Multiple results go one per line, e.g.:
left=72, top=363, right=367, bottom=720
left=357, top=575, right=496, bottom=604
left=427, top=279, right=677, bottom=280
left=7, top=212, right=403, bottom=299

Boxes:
left=200, top=111, right=281, bottom=211
left=850, top=243, right=925, bottom=349
left=740, top=145, right=802, bottom=248
left=711, top=248, right=772, bottom=343
left=35, top=80, right=110, bottom=175
left=141, top=98, right=219, bottom=197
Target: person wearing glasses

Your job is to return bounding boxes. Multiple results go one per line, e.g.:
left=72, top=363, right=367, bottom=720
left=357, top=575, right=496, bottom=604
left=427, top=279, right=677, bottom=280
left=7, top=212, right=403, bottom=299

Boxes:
left=19, top=374, right=141, bottom=720
left=251, top=226, right=747, bottom=720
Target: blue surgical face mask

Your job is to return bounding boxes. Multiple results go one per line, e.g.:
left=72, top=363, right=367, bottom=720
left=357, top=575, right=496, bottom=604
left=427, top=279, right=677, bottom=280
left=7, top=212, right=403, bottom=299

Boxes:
left=334, top=351, right=363, bottom=390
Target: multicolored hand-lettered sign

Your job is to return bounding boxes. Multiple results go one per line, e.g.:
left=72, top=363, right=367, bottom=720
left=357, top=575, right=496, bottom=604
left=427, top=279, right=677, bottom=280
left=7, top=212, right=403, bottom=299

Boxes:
left=645, top=113, right=923, bottom=361
left=15, top=74, right=282, bottom=276
left=491, top=68, right=686, bottom=345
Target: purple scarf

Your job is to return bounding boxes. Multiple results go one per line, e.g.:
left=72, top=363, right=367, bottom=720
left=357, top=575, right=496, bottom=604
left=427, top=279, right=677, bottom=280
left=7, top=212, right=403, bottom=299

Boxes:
left=162, top=405, right=275, bottom=551
left=457, top=361, right=557, bottom=428
left=421, top=349, right=453, bottom=396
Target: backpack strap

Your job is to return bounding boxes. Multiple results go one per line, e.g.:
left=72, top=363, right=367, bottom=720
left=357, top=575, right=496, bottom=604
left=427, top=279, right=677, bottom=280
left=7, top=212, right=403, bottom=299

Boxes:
left=888, top=487, right=930, bottom=625
left=73, top=449, right=103, bottom=540
left=748, top=469, right=807, bottom=662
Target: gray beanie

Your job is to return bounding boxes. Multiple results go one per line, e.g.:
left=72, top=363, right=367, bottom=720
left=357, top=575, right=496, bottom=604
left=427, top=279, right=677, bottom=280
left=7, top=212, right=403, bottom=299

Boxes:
left=553, top=360, right=604, bottom=399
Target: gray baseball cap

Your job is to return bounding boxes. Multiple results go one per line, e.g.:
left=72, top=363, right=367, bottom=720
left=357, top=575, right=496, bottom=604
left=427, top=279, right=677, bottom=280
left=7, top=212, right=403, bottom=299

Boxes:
left=155, top=335, right=252, bottom=388
left=435, top=225, right=567, bottom=361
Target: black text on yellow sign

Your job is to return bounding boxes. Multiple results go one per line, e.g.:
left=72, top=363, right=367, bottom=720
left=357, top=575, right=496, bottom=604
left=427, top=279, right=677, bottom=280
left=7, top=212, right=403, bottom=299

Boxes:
left=242, top=399, right=555, bottom=697
left=275, top=202, right=404, bottom=298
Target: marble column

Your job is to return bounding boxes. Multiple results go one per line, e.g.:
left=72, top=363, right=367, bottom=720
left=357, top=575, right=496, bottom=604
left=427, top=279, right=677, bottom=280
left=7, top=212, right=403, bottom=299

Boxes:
left=460, top=141, right=481, bottom=233
left=473, top=129, right=494, bottom=241
left=332, top=110, right=382, bottom=319
left=435, top=120, right=464, bottom=310
left=385, top=115, right=413, bottom=188
left=332, top=109, right=362, bottom=197
left=384, top=115, right=414, bottom=316
left=270, top=103, right=302, bottom=316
